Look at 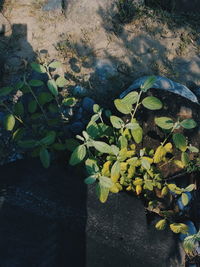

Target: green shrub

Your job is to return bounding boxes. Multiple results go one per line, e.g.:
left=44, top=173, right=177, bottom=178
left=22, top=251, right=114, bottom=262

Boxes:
left=0, top=61, right=77, bottom=167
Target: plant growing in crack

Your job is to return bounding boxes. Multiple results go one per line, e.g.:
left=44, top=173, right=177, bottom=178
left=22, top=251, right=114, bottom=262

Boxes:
left=69, top=76, right=199, bottom=239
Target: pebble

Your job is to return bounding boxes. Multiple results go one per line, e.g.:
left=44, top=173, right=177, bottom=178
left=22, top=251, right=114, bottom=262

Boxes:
left=42, top=0, right=62, bottom=11
left=70, top=121, right=85, bottom=134
left=73, top=86, right=88, bottom=97
left=82, top=97, right=95, bottom=114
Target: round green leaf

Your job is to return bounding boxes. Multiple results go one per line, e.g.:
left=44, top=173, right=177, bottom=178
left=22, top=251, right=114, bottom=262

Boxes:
left=31, top=63, right=46, bottom=73
left=0, top=87, right=14, bottom=97
left=39, top=148, right=50, bottom=168
left=38, top=92, right=53, bottom=105
left=93, top=104, right=101, bottom=113
left=96, top=183, right=109, bottom=203
left=131, top=126, right=143, bottom=144
left=188, top=145, right=199, bottom=153
left=114, top=99, right=132, bottom=114
left=39, top=131, right=56, bottom=146
left=155, top=117, right=174, bottom=130
left=47, top=79, right=58, bottom=96
left=4, top=114, right=15, bottom=131
left=14, top=102, right=24, bottom=117
left=173, top=133, right=187, bottom=152
left=185, top=184, right=195, bottom=192
left=28, top=79, right=44, bottom=87
left=121, top=91, right=139, bottom=105
left=28, top=100, right=37, bottom=113
left=69, top=145, right=86, bottom=165
left=84, top=175, right=97, bottom=185
left=18, top=139, right=37, bottom=148
left=181, top=152, right=189, bottom=166
left=180, top=119, right=197, bottom=129
left=56, top=76, right=68, bottom=87
left=142, top=96, right=163, bottom=110
left=110, top=115, right=124, bottom=129
left=111, top=161, right=120, bottom=178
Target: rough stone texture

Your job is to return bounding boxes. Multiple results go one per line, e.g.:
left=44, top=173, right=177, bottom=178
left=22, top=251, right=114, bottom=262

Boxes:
left=120, top=76, right=199, bottom=104
left=43, top=0, right=62, bottom=11
left=0, top=158, right=183, bottom=267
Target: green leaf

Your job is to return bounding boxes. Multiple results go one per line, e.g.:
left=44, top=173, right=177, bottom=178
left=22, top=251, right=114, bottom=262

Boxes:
left=96, top=183, right=109, bottom=203
left=31, top=62, right=46, bottom=73
left=49, top=61, right=62, bottom=69
left=28, top=79, right=44, bottom=87
left=38, top=92, right=53, bottom=105
left=39, top=148, right=50, bottom=168
left=69, top=145, right=86, bottom=165
left=39, top=131, right=56, bottom=146
left=0, top=87, right=14, bottom=97
left=48, top=103, right=59, bottom=113
left=84, top=175, right=97, bottom=185
left=131, top=126, right=143, bottom=144
left=14, top=102, right=24, bottom=116
left=188, top=145, right=199, bottom=153
left=155, top=219, right=167, bottom=230
left=111, top=161, right=120, bottom=178
left=99, top=176, right=114, bottom=188
left=47, top=79, right=58, bottom=96
left=142, top=96, right=163, bottom=110
left=93, top=104, right=101, bottom=113
left=173, top=133, right=187, bottom=152
left=91, top=114, right=100, bottom=122
left=141, top=158, right=150, bottom=170
left=86, top=121, right=99, bottom=139
left=170, top=223, right=188, bottom=234
left=144, top=180, right=153, bottom=191
left=114, top=99, right=132, bottom=114
left=155, top=117, right=174, bottom=130
left=28, top=100, right=37, bottom=113
left=180, top=119, right=197, bottom=129
left=62, top=97, right=76, bottom=106
left=185, top=184, right=195, bottom=192
left=182, top=193, right=189, bottom=206
left=18, top=139, right=37, bottom=148
left=4, top=114, right=15, bottom=131
left=181, top=152, right=189, bottom=166
left=119, top=135, right=127, bottom=149
left=140, top=76, right=156, bottom=92
left=92, top=141, right=112, bottom=154
left=167, top=183, right=177, bottom=192
left=125, top=122, right=140, bottom=130
left=110, top=115, right=124, bottom=129
left=56, top=76, right=68, bottom=87
left=65, top=138, right=80, bottom=152
left=121, top=91, right=139, bottom=105
left=111, top=145, right=119, bottom=156
left=85, top=158, right=99, bottom=175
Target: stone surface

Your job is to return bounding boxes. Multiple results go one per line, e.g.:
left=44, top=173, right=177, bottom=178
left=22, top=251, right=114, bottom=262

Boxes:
left=43, top=0, right=62, bottom=11
left=0, top=158, right=183, bottom=266
left=120, top=76, right=199, bottom=104
left=82, top=97, right=95, bottom=113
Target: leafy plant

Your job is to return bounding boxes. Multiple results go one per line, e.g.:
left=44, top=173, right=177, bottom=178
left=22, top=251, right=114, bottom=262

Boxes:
left=0, top=60, right=78, bottom=168
left=69, top=76, right=199, bottom=235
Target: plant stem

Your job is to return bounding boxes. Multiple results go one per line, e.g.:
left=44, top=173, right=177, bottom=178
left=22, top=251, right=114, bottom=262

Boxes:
left=131, top=91, right=142, bottom=119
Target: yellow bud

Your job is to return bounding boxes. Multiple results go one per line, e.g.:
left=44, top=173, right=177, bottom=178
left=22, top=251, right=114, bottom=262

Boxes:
left=130, top=144, right=136, bottom=150
left=154, top=145, right=167, bottom=163
left=110, top=184, right=119, bottom=193
left=127, top=165, right=135, bottom=179
left=155, top=219, right=167, bottom=230
left=126, top=150, right=136, bottom=158
left=136, top=185, right=142, bottom=195
left=133, top=178, right=143, bottom=186
left=116, top=183, right=123, bottom=191
left=102, top=161, right=111, bottom=176
left=126, top=185, right=132, bottom=191
left=164, top=142, right=173, bottom=153
left=120, top=162, right=128, bottom=172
